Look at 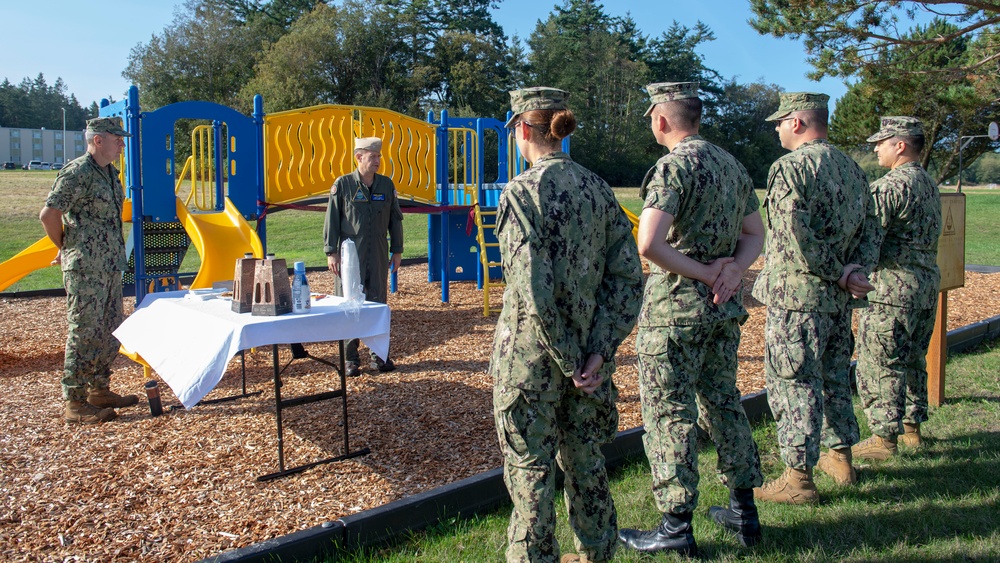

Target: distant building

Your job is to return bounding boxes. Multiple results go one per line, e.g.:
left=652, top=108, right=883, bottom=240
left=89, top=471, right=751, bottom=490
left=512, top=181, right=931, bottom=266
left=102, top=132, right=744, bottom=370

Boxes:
left=0, top=126, right=86, bottom=166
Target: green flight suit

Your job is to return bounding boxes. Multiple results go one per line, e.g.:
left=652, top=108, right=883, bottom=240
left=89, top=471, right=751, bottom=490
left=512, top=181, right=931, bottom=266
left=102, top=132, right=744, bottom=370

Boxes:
left=323, top=170, right=403, bottom=362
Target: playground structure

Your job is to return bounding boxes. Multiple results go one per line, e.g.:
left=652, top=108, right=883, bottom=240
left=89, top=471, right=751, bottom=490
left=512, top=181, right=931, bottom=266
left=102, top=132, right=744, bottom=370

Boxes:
left=0, top=86, right=637, bottom=313
left=0, top=86, right=522, bottom=311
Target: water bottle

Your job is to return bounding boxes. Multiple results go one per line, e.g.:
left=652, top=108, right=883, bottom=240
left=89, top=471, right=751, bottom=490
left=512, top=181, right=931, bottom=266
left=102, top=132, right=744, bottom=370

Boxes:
left=292, top=261, right=310, bottom=313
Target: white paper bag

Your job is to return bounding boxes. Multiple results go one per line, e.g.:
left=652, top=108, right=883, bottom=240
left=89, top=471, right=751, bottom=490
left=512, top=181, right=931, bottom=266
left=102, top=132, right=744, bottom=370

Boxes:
left=340, top=239, right=365, bottom=314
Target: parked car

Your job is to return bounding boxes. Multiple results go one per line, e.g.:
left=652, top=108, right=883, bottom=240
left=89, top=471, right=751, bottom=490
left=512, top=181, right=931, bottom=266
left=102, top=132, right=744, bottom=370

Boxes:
left=2, top=162, right=16, bottom=170
left=50, top=162, right=64, bottom=170
left=40, top=162, right=51, bottom=170
left=27, top=160, right=44, bottom=170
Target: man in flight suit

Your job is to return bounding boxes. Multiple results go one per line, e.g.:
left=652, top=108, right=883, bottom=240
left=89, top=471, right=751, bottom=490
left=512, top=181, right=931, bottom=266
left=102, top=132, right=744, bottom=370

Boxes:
left=323, top=136, right=404, bottom=376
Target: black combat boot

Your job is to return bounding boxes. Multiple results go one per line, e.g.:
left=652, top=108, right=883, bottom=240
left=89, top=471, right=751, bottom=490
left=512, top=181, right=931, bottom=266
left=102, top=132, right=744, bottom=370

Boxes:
left=618, top=511, right=697, bottom=556
left=708, top=488, right=761, bottom=547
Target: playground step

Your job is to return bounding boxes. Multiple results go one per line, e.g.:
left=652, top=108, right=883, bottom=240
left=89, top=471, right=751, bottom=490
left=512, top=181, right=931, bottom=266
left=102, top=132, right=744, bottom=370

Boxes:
left=124, top=221, right=191, bottom=290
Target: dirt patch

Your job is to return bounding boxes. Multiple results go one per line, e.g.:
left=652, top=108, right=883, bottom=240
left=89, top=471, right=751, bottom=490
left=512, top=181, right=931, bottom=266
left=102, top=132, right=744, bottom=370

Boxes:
left=0, top=262, right=997, bottom=561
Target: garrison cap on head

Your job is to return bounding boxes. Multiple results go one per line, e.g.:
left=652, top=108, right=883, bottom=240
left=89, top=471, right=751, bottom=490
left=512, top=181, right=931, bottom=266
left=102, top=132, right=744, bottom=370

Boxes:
left=505, top=87, right=569, bottom=128
left=866, top=116, right=924, bottom=143
left=765, top=92, right=830, bottom=121
left=643, top=82, right=700, bottom=117
left=354, top=137, right=382, bottom=152
left=86, top=117, right=131, bottom=137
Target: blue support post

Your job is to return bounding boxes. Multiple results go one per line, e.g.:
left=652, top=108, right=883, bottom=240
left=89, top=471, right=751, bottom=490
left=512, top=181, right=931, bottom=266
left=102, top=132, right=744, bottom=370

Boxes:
left=253, top=95, right=267, bottom=254
left=213, top=120, right=225, bottom=212
left=439, top=110, right=450, bottom=303
left=426, top=111, right=437, bottom=284
left=123, top=87, right=146, bottom=306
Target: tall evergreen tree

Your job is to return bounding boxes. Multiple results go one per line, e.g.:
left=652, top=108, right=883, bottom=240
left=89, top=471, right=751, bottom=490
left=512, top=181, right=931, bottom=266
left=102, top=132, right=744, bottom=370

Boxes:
left=0, top=74, right=89, bottom=130
left=829, top=19, right=1000, bottom=183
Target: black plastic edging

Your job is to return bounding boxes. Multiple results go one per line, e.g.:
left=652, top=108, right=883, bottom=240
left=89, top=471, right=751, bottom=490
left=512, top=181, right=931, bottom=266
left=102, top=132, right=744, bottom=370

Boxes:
left=182, top=314, right=1000, bottom=563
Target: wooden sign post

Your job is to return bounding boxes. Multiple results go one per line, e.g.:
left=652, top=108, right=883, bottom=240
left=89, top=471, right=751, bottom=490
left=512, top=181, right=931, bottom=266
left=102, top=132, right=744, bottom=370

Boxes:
left=927, top=192, right=965, bottom=406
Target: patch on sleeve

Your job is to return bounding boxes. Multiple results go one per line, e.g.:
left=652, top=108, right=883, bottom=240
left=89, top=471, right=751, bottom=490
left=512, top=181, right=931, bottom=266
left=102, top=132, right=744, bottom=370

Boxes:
left=331, top=184, right=338, bottom=195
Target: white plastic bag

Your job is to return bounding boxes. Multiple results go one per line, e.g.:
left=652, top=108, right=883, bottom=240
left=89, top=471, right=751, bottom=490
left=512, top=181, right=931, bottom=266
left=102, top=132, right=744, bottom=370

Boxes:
left=340, top=238, right=365, bottom=318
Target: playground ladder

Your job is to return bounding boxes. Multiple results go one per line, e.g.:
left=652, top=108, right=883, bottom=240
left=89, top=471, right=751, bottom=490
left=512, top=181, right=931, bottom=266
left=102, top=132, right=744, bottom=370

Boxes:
left=124, top=220, right=190, bottom=294
left=473, top=202, right=505, bottom=316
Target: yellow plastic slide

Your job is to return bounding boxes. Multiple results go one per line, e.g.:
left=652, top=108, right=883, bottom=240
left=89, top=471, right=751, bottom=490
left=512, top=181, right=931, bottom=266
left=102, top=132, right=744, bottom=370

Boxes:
left=176, top=197, right=263, bottom=289
left=0, top=197, right=261, bottom=293
left=622, top=204, right=640, bottom=239
left=0, top=237, right=59, bottom=292
left=0, top=199, right=136, bottom=292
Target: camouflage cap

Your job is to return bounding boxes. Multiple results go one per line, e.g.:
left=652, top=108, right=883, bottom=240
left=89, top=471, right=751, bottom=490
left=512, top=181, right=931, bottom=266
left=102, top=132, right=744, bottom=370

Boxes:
left=765, top=92, right=830, bottom=121
left=866, top=116, right=924, bottom=143
left=86, top=117, right=131, bottom=137
left=354, top=137, right=382, bottom=152
left=643, top=82, right=700, bottom=117
left=505, top=87, right=569, bottom=128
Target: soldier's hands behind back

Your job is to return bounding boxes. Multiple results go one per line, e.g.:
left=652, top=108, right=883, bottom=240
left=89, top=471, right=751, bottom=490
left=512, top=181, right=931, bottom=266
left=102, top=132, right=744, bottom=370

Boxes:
left=572, top=353, right=605, bottom=394
left=712, top=260, right=743, bottom=304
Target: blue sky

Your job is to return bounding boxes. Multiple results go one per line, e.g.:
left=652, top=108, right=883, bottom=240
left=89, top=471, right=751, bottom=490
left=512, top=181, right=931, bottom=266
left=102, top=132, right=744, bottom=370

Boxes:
left=4, top=1, right=849, bottom=110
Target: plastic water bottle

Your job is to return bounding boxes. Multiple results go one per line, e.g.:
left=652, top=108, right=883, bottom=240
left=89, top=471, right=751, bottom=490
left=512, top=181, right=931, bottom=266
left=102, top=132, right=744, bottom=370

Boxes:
left=292, top=261, right=310, bottom=313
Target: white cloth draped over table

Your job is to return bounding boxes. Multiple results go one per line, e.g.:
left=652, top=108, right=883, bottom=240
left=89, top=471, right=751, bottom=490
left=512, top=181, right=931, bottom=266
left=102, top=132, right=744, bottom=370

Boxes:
left=113, top=291, right=391, bottom=408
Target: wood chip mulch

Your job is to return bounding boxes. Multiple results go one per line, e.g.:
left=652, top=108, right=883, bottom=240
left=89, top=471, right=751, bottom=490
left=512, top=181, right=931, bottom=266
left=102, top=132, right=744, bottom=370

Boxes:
left=1, top=261, right=997, bottom=561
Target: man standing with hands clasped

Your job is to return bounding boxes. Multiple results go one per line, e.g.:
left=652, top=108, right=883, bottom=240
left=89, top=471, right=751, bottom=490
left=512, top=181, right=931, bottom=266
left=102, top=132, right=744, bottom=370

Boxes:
left=853, top=117, right=941, bottom=460
left=323, top=136, right=403, bottom=377
left=753, top=92, right=877, bottom=504
left=39, top=117, right=139, bottom=424
left=617, top=81, right=765, bottom=557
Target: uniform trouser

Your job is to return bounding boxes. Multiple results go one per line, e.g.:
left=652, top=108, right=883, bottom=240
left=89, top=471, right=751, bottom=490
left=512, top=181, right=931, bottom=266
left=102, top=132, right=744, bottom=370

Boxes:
left=335, top=257, right=389, bottom=362
left=636, top=319, right=763, bottom=515
left=494, top=379, right=619, bottom=563
left=856, top=303, right=936, bottom=438
left=62, top=270, right=124, bottom=402
left=764, top=308, right=860, bottom=469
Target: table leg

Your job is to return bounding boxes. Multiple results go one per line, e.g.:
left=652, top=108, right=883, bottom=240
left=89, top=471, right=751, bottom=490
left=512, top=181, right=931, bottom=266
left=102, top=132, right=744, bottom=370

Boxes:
left=257, top=341, right=370, bottom=482
left=272, top=344, right=285, bottom=473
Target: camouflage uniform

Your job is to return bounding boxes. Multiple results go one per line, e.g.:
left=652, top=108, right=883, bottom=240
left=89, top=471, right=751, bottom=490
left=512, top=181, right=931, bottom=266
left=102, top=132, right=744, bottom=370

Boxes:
left=753, top=121, right=877, bottom=469
left=637, top=134, right=763, bottom=514
left=45, top=153, right=128, bottom=402
left=491, top=146, right=643, bottom=562
left=856, top=120, right=941, bottom=438
left=323, top=168, right=403, bottom=361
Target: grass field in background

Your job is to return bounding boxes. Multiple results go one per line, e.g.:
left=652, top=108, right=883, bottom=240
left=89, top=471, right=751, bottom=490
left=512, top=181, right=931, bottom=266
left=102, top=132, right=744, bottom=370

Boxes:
left=1, top=170, right=997, bottom=292
left=329, top=341, right=1000, bottom=562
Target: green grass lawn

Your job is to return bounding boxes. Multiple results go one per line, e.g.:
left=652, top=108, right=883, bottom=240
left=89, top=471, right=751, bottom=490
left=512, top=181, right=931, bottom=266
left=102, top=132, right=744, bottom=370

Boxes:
left=2, top=170, right=998, bottom=292
left=329, top=341, right=1000, bottom=562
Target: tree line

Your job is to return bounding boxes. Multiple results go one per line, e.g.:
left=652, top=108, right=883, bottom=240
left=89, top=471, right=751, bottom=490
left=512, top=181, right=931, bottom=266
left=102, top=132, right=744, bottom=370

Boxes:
left=121, top=0, right=791, bottom=186
left=4, top=0, right=997, bottom=186
left=0, top=75, right=98, bottom=132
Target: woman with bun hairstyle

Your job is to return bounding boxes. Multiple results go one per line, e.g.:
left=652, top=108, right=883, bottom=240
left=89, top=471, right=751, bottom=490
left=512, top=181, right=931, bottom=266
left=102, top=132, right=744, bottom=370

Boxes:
left=490, top=87, right=643, bottom=563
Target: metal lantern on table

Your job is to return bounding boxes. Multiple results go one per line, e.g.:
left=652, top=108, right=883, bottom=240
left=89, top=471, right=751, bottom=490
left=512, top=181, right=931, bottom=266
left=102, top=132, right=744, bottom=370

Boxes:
left=232, top=252, right=258, bottom=313
left=251, top=254, right=293, bottom=316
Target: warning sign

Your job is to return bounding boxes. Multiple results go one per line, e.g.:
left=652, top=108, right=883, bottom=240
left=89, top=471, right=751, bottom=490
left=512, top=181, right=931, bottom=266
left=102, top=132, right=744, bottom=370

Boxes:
left=937, top=193, right=965, bottom=291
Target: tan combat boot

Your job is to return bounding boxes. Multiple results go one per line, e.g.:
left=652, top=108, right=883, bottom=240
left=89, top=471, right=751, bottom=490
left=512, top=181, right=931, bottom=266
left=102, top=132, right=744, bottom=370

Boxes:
left=65, top=400, right=117, bottom=424
left=88, top=388, right=139, bottom=409
left=816, top=447, right=858, bottom=485
left=753, top=467, right=819, bottom=505
left=898, top=423, right=922, bottom=448
left=852, top=434, right=898, bottom=461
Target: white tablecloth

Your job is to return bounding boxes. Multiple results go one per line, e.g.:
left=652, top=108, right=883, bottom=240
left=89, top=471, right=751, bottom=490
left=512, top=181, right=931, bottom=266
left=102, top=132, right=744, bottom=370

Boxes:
left=113, top=291, right=390, bottom=408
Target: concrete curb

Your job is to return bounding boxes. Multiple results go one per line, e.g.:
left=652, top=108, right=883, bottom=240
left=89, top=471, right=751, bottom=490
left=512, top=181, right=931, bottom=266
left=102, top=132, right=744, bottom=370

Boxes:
left=202, top=314, right=1000, bottom=563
